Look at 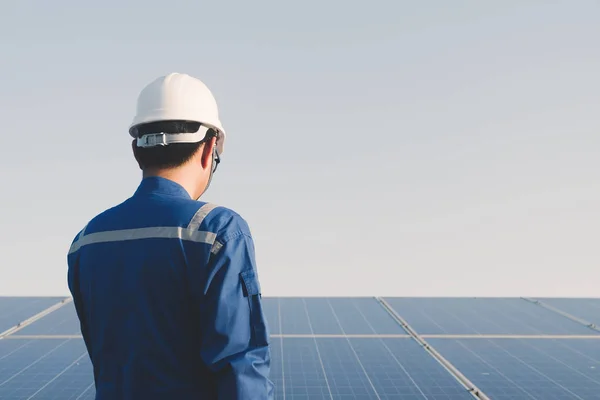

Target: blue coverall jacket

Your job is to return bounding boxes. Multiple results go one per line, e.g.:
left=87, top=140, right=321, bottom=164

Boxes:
left=67, top=176, right=274, bottom=399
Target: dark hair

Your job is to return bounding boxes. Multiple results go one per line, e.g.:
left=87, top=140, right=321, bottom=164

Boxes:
left=132, top=120, right=207, bottom=170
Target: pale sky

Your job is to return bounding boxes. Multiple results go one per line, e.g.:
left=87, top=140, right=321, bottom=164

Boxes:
left=0, top=1, right=598, bottom=297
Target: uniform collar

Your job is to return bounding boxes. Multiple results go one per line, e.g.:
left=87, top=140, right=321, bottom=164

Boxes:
left=133, top=176, right=192, bottom=199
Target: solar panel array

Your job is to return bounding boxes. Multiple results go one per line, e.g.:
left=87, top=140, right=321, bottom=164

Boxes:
left=1, top=296, right=599, bottom=399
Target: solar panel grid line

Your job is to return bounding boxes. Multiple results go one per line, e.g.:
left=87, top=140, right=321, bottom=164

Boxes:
left=524, top=297, right=600, bottom=332
left=0, top=339, right=71, bottom=388
left=353, top=297, right=382, bottom=335
left=445, top=339, right=540, bottom=399
left=522, top=340, right=600, bottom=387
left=276, top=299, right=286, bottom=400
left=301, top=298, right=334, bottom=399
left=495, top=299, right=553, bottom=335
left=0, top=338, right=95, bottom=399
left=0, top=339, right=30, bottom=363
left=74, top=382, right=95, bottom=400
left=25, top=351, right=88, bottom=400
left=371, top=340, right=429, bottom=399
left=0, top=298, right=71, bottom=339
left=484, top=339, right=588, bottom=400
left=447, top=299, right=497, bottom=335
left=548, top=339, right=600, bottom=390
left=324, top=299, right=382, bottom=399
left=376, top=297, right=489, bottom=400
left=427, top=338, right=600, bottom=400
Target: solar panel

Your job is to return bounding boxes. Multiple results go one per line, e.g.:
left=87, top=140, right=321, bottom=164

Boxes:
left=384, top=297, right=600, bottom=335
left=0, top=297, right=65, bottom=334
left=17, top=302, right=81, bottom=336
left=350, top=338, right=474, bottom=399
left=427, top=338, right=600, bottom=400
left=0, top=338, right=93, bottom=399
left=264, top=298, right=406, bottom=335
left=0, top=337, right=474, bottom=399
left=271, top=337, right=473, bottom=399
left=14, top=298, right=405, bottom=337
left=534, top=298, right=600, bottom=328
left=278, top=298, right=314, bottom=335
left=3, top=297, right=600, bottom=399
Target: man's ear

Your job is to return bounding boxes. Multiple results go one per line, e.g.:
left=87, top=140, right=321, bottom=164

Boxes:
left=131, top=139, right=143, bottom=170
left=200, top=136, right=217, bottom=170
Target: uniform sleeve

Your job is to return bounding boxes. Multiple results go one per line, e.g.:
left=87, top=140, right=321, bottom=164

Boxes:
left=200, top=231, right=274, bottom=400
left=66, top=232, right=94, bottom=365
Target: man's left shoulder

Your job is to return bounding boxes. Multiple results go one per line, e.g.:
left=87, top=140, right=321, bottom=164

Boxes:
left=199, top=203, right=252, bottom=241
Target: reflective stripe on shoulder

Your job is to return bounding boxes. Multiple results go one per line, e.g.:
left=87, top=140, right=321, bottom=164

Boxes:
left=187, top=203, right=219, bottom=231
left=210, top=240, right=223, bottom=255
left=78, top=224, right=88, bottom=239
left=68, top=227, right=216, bottom=255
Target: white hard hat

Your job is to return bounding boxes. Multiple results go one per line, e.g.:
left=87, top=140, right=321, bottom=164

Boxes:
left=129, top=72, right=226, bottom=155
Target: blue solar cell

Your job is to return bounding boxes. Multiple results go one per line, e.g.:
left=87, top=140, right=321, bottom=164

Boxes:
left=5, top=297, right=600, bottom=399
left=16, top=302, right=81, bottom=336
left=355, top=338, right=474, bottom=399
left=24, top=356, right=95, bottom=400
left=279, top=298, right=314, bottom=335
left=328, top=298, right=406, bottom=335
left=0, top=338, right=92, bottom=399
left=0, top=297, right=65, bottom=334
left=262, top=297, right=281, bottom=334
left=536, top=298, right=600, bottom=328
left=274, top=337, right=332, bottom=399
left=14, top=297, right=403, bottom=337
left=267, top=337, right=283, bottom=397
left=303, top=299, right=344, bottom=334
left=428, top=338, right=600, bottom=400
left=265, top=298, right=405, bottom=335
left=269, top=337, right=473, bottom=399
left=313, top=338, right=380, bottom=398
left=384, top=297, right=600, bottom=335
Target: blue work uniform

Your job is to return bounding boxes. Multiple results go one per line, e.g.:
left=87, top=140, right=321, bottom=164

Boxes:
left=67, top=176, right=274, bottom=399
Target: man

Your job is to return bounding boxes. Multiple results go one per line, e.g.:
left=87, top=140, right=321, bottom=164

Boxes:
left=67, top=72, right=274, bottom=399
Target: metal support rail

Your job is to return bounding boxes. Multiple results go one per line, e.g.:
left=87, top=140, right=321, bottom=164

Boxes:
left=0, top=297, right=72, bottom=339
left=376, top=297, right=491, bottom=400
left=521, top=297, right=600, bottom=332
left=8, top=333, right=600, bottom=340
left=420, top=334, right=600, bottom=339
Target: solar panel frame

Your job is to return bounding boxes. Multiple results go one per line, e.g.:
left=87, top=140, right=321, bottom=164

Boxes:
left=534, top=298, right=600, bottom=328
left=272, top=337, right=475, bottom=400
left=0, top=338, right=92, bottom=400
left=383, top=297, right=600, bottom=336
left=427, top=338, right=600, bottom=400
left=16, top=302, right=81, bottom=336
left=264, top=297, right=407, bottom=335
left=0, top=297, right=66, bottom=335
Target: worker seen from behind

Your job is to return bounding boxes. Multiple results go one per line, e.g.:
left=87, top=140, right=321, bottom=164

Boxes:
left=67, top=72, right=274, bottom=399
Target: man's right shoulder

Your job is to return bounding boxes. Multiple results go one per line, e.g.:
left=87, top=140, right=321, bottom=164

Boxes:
left=68, top=202, right=126, bottom=247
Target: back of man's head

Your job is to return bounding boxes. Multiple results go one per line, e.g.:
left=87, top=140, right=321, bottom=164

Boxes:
left=131, top=120, right=206, bottom=170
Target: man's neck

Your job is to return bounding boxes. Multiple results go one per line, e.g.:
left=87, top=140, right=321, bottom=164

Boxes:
left=143, top=167, right=201, bottom=199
